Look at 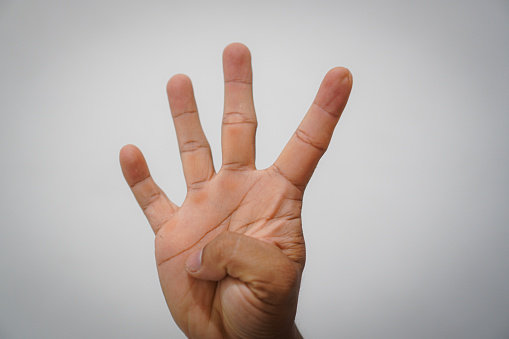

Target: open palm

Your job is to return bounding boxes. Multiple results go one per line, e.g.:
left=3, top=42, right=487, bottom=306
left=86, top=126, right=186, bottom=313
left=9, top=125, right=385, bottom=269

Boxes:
left=120, top=43, right=352, bottom=338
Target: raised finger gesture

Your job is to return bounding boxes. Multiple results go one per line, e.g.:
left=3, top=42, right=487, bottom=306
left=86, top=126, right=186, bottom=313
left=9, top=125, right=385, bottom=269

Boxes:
left=120, top=43, right=352, bottom=339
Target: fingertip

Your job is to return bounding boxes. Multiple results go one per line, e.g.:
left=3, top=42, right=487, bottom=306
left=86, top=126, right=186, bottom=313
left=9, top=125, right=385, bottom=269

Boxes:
left=166, top=73, right=192, bottom=95
left=223, top=42, right=251, bottom=60
left=119, top=144, right=150, bottom=186
left=119, top=144, right=140, bottom=165
left=185, top=249, right=203, bottom=274
left=325, top=67, right=353, bottom=89
left=167, top=74, right=198, bottom=114
left=223, top=43, right=253, bottom=82
left=313, top=67, right=353, bottom=116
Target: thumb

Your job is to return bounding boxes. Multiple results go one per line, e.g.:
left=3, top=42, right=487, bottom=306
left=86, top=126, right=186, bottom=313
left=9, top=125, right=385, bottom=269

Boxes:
left=185, top=232, right=300, bottom=304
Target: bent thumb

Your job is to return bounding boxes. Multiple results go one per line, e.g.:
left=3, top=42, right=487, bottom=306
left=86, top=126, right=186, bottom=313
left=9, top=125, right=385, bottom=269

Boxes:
left=185, top=232, right=300, bottom=303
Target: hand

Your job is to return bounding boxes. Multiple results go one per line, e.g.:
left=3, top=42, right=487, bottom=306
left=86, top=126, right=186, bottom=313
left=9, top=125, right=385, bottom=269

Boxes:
left=119, top=43, right=352, bottom=338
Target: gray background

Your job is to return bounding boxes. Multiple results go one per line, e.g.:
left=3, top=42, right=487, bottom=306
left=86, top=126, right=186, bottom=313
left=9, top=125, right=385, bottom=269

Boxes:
left=1, top=0, right=508, bottom=338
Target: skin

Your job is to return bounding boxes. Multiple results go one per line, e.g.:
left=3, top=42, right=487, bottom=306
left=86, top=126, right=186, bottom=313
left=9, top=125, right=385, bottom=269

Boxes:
left=119, top=43, right=352, bottom=339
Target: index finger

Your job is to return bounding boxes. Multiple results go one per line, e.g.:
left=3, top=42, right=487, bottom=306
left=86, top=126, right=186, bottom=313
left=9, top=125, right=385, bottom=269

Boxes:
left=273, top=67, right=353, bottom=190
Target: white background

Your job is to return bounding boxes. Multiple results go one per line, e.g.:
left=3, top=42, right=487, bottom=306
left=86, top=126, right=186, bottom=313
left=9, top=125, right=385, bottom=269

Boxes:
left=1, top=0, right=508, bottom=338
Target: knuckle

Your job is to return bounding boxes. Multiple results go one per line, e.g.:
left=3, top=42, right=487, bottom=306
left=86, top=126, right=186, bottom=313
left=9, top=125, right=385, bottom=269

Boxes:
left=180, top=140, right=209, bottom=154
left=211, top=231, right=238, bottom=262
left=222, top=111, right=257, bottom=126
left=138, top=189, right=161, bottom=211
left=251, top=257, right=300, bottom=304
left=294, top=128, right=328, bottom=152
left=224, top=78, right=252, bottom=85
left=221, top=161, right=254, bottom=171
left=313, top=100, right=339, bottom=118
left=172, top=109, right=197, bottom=119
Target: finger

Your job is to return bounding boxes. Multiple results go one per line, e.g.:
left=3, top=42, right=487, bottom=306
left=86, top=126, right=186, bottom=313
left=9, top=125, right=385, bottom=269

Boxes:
left=221, top=43, right=257, bottom=170
left=273, top=67, right=353, bottom=190
left=167, top=74, right=215, bottom=190
left=119, top=144, right=177, bottom=234
left=185, top=232, right=300, bottom=305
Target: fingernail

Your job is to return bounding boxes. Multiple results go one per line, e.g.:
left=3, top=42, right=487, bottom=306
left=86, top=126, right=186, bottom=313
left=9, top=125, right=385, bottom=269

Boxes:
left=185, top=249, right=202, bottom=273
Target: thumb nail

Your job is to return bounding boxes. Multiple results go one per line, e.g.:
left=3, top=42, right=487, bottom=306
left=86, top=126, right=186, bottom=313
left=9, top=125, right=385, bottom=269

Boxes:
left=185, top=249, right=203, bottom=273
